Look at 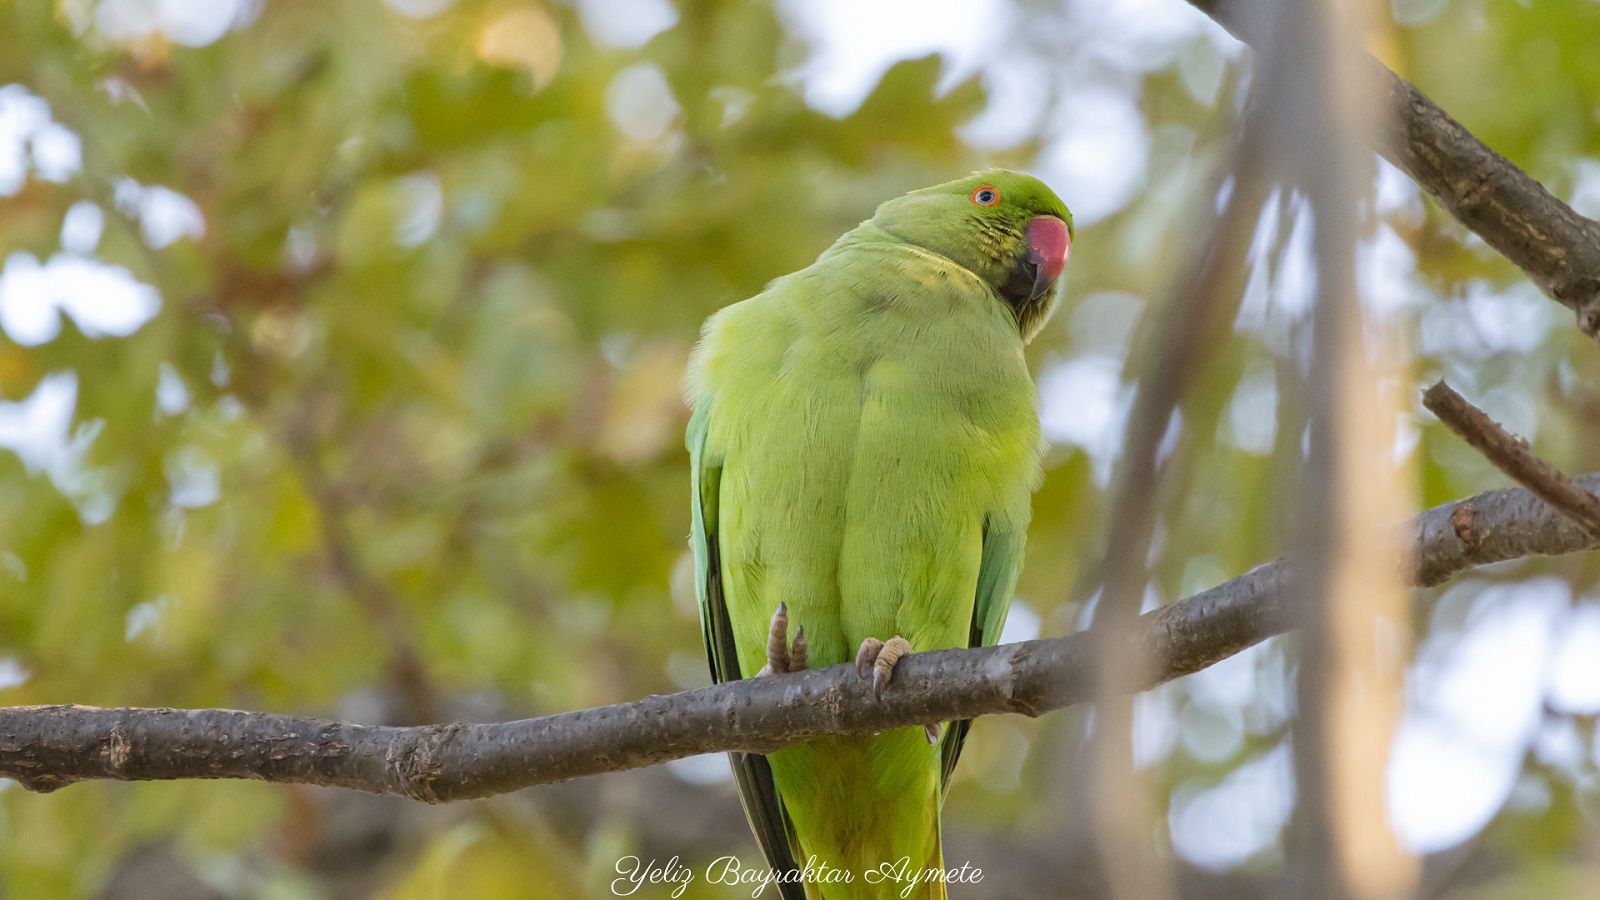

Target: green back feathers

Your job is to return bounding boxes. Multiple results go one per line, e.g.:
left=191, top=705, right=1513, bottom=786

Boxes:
left=685, top=169, right=1070, bottom=899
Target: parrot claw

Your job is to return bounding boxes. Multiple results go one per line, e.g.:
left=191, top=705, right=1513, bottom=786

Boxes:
left=791, top=625, right=807, bottom=672
left=854, top=637, right=883, bottom=679
left=757, top=602, right=808, bottom=675
left=855, top=636, right=912, bottom=699
left=924, top=722, right=942, bottom=745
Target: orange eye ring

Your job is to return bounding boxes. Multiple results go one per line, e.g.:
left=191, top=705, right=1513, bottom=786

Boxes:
left=970, top=185, right=1001, bottom=206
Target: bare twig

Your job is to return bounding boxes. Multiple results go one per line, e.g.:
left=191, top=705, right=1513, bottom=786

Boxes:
left=1185, top=0, right=1600, bottom=343
left=1423, top=380, right=1600, bottom=540
left=2, top=477, right=1596, bottom=801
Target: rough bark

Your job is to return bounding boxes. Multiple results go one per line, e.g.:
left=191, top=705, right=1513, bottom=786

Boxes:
left=1424, top=381, right=1600, bottom=539
left=1186, top=0, right=1600, bottom=341
left=3, top=476, right=1596, bottom=802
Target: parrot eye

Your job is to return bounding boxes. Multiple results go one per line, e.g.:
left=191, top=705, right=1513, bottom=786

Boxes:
left=971, top=186, right=1000, bottom=206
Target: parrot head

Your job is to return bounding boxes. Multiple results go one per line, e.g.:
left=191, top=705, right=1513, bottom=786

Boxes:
left=870, top=169, right=1073, bottom=342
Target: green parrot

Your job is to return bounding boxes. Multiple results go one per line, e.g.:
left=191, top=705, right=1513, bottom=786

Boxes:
left=686, top=170, right=1072, bottom=899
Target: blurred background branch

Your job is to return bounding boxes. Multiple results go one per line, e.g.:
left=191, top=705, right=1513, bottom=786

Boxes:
left=1277, top=0, right=1417, bottom=894
left=285, top=396, right=442, bottom=725
left=1081, top=17, right=1277, bottom=900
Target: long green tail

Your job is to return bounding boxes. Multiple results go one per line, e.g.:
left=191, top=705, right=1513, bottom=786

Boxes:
left=769, top=729, right=947, bottom=900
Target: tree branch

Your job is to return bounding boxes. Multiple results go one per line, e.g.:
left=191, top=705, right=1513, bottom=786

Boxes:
left=1423, top=380, right=1600, bottom=539
left=1186, top=0, right=1600, bottom=341
left=3, top=477, right=1597, bottom=801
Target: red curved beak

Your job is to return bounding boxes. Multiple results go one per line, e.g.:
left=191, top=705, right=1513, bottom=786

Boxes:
left=1027, top=216, right=1070, bottom=300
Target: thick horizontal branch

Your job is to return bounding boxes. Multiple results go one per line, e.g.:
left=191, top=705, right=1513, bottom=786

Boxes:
left=1188, top=0, right=1600, bottom=341
left=3, top=476, right=1596, bottom=801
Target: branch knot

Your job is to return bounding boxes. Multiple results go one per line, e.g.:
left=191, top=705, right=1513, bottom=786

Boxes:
left=386, top=722, right=464, bottom=803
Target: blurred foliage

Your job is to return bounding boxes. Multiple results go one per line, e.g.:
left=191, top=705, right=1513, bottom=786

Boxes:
left=2, top=0, right=1600, bottom=898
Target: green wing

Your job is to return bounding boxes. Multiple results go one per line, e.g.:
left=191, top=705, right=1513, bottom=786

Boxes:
left=687, top=405, right=805, bottom=900
left=940, top=515, right=1023, bottom=788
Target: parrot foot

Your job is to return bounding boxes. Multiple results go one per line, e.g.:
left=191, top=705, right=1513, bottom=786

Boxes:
left=756, top=602, right=808, bottom=675
left=924, top=722, right=942, bottom=745
left=854, top=636, right=913, bottom=699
